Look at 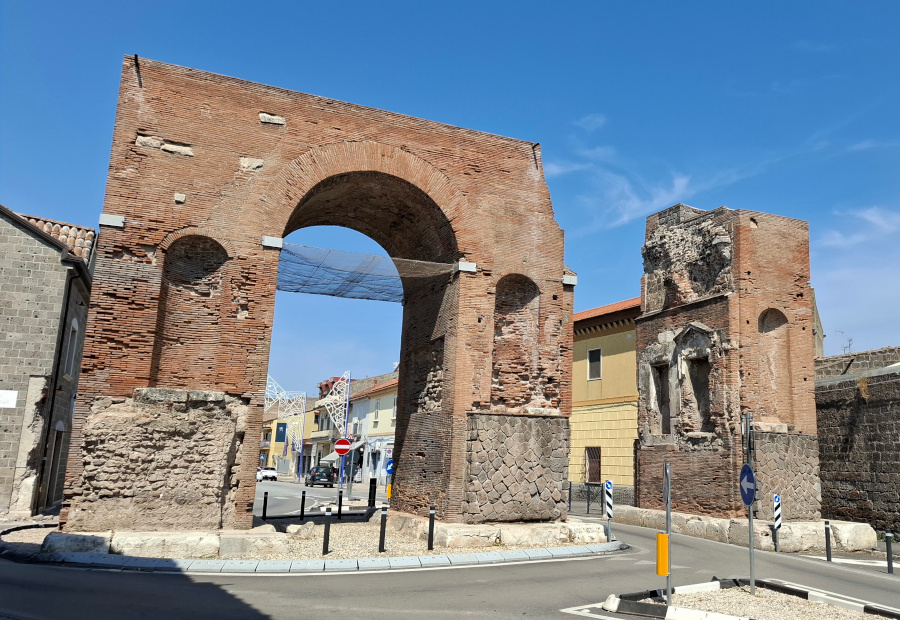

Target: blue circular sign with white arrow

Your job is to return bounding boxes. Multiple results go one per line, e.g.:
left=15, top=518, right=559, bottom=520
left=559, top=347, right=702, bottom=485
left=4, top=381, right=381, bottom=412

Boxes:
left=739, top=464, right=756, bottom=506
left=385, top=459, right=394, bottom=476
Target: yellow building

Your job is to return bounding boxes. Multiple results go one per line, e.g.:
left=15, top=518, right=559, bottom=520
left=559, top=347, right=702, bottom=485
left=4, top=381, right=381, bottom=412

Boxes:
left=570, top=297, right=641, bottom=496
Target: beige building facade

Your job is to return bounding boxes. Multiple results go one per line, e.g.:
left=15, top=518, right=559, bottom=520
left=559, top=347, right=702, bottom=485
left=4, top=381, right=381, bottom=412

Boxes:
left=569, top=298, right=641, bottom=498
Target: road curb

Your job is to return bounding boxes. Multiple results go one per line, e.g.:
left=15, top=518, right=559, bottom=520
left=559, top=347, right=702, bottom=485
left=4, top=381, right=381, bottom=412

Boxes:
left=599, top=577, right=900, bottom=619
left=0, top=523, right=628, bottom=575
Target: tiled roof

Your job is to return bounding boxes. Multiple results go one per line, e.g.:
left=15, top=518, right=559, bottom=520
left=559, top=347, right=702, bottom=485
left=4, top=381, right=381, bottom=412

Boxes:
left=573, top=297, right=641, bottom=322
left=350, top=378, right=399, bottom=401
left=17, top=213, right=95, bottom=263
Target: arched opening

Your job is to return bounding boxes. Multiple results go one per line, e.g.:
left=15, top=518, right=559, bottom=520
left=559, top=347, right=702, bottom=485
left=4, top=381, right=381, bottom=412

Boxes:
left=267, top=171, right=462, bottom=518
left=757, top=308, right=792, bottom=423
left=150, top=235, right=230, bottom=388
left=491, top=274, right=541, bottom=411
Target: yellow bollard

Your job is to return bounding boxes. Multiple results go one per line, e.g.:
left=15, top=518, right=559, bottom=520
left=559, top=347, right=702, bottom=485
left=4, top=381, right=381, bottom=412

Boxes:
left=386, top=483, right=392, bottom=499
left=656, top=533, right=669, bottom=576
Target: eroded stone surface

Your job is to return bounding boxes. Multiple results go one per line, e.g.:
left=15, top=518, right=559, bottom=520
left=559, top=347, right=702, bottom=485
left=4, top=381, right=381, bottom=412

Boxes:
left=109, top=531, right=219, bottom=558
left=64, top=389, right=248, bottom=531
left=41, top=531, right=111, bottom=554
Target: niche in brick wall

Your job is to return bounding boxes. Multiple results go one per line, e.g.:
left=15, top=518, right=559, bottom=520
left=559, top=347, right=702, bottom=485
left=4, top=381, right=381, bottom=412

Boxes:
left=757, top=308, right=792, bottom=425
left=151, top=235, right=230, bottom=388
left=491, top=274, right=540, bottom=410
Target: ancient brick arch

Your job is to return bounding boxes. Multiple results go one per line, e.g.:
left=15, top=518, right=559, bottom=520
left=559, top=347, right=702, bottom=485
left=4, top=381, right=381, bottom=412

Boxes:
left=61, top=57, right=572, bottom=531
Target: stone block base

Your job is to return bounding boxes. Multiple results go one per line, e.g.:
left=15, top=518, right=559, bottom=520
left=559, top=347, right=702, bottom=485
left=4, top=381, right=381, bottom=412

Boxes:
left=612, top=505, right=876, bottom=552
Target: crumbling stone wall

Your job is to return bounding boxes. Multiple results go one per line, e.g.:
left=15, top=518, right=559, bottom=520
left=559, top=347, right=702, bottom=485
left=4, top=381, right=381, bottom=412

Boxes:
left=635, top=204, right=816, bottom=518
left=64, top=57, right=572, bottom=529
left=464, top=414, right=569, bottom=522
left=816, top=368, right=900, bottom=534
left=754, top=432, right=821, bottom=521
left=815, top=346, right=900, bottom=380
left=65, top=388, right=248, bottom=531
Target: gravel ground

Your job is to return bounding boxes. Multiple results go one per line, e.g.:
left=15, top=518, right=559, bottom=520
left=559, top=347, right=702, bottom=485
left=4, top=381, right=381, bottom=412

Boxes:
left=1, top=520, right=588, bottom=560
left=641, top=585, right=866, bottom=620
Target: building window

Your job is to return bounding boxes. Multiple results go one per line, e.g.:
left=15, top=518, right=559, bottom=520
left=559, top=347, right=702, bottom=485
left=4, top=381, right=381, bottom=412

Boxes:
left=372, top=400, right=379, bottom=428
left=64, top=318, right=80, bottom=377
left=585, top=446, right=601, bottom=483
left=587, top=348, right=602, bottom=380
left=391, top=396, right=397, bottom=427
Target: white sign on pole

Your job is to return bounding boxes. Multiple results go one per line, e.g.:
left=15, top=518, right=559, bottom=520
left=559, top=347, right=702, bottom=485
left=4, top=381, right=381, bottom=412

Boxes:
left=0, top=390, right=18, bottom=408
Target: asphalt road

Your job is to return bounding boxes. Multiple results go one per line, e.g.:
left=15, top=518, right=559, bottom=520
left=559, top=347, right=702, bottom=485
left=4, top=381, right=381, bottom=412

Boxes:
left=1, top=520, right=897, bottom=619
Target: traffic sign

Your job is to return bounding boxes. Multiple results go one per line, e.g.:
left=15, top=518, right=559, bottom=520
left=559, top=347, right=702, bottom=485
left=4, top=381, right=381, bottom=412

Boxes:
left=335, top=438, right=352, bottom=456
left=385, top=459, right=394, bottom=475
left=739, top=464, right=756, bottom=506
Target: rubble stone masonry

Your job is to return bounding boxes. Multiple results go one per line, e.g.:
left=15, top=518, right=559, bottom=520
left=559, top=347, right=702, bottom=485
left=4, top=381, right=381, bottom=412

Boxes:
left=816, top=366, right=900, bottom=534
left=635, top=205, right=815, bottom=518
left=62, top=57, right=571, bottom=530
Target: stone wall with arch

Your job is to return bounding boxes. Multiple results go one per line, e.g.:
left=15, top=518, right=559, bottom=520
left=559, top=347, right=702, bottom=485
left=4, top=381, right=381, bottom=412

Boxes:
left=61, top=57, right=572, bottom=530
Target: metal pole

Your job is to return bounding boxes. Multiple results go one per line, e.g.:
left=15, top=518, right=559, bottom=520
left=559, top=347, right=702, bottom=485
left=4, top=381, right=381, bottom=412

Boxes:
left=567, top=482, right=572, bottom=512
left=262, top=491, right=268, bottom=521
left=773, top=527, right=779, bottom=553
left=665, top=460, right=672, bottom=606
left=825, top=521, right=832, bottom=562
left=586, top=484, right=591, bottom=514
left=339, top=372, right=352, bottom=490
left=886, top=532, right=894, bottom=574
left=428, top=506, right=436, bottom=551
left=297, top=397, right=307, bottom=484
left=323, top=507, right=331, bottom=555
left=337, top=489, right=343, bottom=520
left=368, top=477, right=377, bottom=507
left=300, top=491, right=306, bottom=519
left=746, top=412, right=755, bottom=596
left=378, top=506, right=387, bottom=553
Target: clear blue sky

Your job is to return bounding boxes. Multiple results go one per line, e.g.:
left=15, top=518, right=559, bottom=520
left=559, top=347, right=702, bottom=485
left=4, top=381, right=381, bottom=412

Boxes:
left=2, top=2, right=898, bottom=393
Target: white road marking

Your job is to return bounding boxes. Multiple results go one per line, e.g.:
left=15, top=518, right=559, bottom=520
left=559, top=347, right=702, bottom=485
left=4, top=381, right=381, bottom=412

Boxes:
left=559, top=602, right=622, bottom=618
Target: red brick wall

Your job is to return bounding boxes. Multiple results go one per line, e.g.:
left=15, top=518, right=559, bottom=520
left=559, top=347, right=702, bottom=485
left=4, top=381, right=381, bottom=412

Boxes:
left=635, top=205, right=815, bottom=518
left=62, top=57, right=570, bottom=529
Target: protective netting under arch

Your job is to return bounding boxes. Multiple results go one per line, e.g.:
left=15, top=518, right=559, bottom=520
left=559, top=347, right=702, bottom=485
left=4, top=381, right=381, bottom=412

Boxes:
left=276, top=243, right=456, bottom=303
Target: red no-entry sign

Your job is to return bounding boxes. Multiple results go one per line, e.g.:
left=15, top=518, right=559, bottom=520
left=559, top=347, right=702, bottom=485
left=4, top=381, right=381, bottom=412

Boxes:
left=334, top=438, right=352, bottom=456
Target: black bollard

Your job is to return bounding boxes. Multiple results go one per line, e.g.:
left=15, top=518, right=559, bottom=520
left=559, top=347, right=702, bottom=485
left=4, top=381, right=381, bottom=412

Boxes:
left=568, top=483, right=572, bottom=512
left=338, top=490, right=343, bottom=520
left=825, top=521, right=832, bottom=562
left=887, top=532, right=894, bottom=574
left=586, top=484, right=591, bottom=514
left=262, top=491, right=268, bottom=520
left=428, top=506, right=436, bottom=551
left=300, top=491, right=306, bottom=519
left=323, top=508, right=332, bottom=555
left=378, top=506, right=387, bottom=553
left=368, top=478, right=377, bottom=508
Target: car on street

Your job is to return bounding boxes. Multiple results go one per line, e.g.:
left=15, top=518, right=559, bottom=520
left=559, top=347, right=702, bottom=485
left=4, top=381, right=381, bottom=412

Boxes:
left=257, top=467, right=278, bottom=482
left=305, top=464, right=337, bottom=487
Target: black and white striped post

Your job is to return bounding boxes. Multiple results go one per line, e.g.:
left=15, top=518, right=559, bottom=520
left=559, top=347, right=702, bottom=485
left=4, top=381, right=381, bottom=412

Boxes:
left=604, top=480, right=614, bottom=541
left=773, top=494, right=782, bottom=552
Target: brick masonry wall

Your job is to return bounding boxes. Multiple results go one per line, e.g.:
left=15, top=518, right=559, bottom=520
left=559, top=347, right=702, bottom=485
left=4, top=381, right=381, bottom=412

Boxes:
left=754, top=432, right=821, bottom=521
left=63, top=57, right=571, bottom=529
left=816, top=369, right=900, bottom=534
left=815, top=347, right=900, bottom=380
left=0, top=213, right=68, bottom=512
left=635, top=205, right=816, bottom=518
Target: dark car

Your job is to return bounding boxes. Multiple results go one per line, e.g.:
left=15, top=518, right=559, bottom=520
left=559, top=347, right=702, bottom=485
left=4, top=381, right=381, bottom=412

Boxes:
left=305, top=465, right=336, bottom=487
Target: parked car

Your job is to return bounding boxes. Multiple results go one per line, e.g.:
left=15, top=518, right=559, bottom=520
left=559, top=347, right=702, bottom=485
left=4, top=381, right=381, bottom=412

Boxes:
left=257, top=467, right=278, bottom=482
left=305, top=464, right=337, bottom=487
